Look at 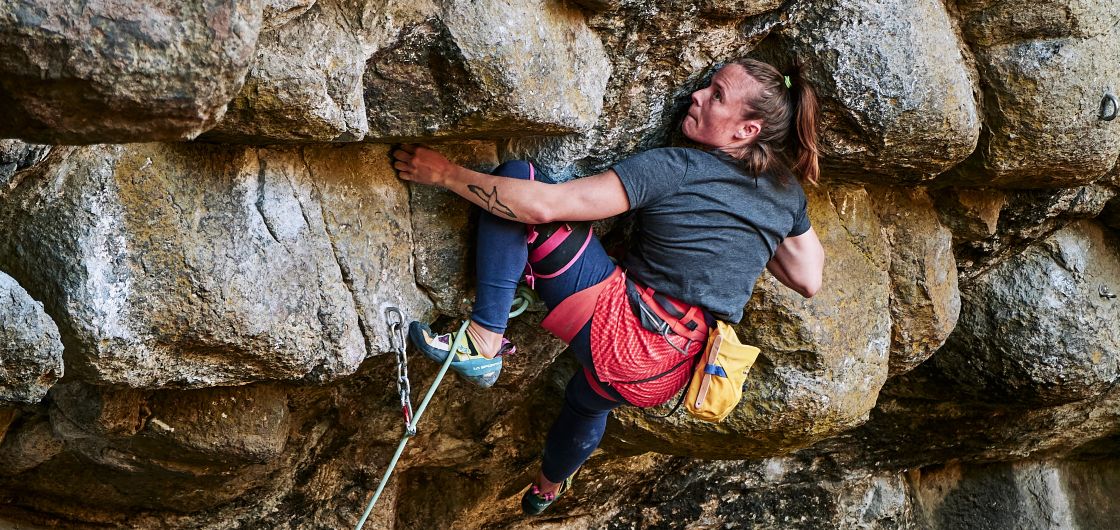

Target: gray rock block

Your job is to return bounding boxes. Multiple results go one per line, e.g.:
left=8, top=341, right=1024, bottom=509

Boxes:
left=952, top=0, right=1120, bottom=187
left=773, top=0, right=980, bottom=181
left=0, top=143, right=430, bottom=388
left=0, top=0, right=263, bottom=144
left=936, top=220, right=1120, bottom=405
left=208, top=0, right=610, bottom=143
left=868, top=186, right=960, bottom=376
left=0, top=271, right=63, bottom=404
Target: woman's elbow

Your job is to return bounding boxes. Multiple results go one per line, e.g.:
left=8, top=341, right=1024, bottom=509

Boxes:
left=797, top=268, right=823, bottom=298
left=524, top=202, right=554, bottom=225
left=798, top=278, right=821, bottom=298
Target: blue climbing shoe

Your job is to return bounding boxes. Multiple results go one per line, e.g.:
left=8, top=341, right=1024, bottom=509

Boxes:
left=408, top=321, right=513, bottom=388
left=521, top=475, right=574, bottom=515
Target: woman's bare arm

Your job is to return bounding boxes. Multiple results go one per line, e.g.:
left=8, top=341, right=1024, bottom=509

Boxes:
left=766, top=227, right=824, bottom=298
left=392, top=144, right=630, bottom=224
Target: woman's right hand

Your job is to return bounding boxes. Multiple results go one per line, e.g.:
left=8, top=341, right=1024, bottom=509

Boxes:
left=392, top=144, right=458, bottom=187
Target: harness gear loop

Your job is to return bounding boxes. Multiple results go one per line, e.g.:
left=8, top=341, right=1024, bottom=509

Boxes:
left=385, top=306, right=416, bottom=436
left=355, top=289, right=538, bottom=530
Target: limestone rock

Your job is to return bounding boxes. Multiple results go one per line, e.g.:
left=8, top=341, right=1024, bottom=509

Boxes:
left=0, top=140, right=50, bottom=201
left=365, top=0, right=611, bottom=142
left=932, top=188, right=1007, bottom=244
left=935, top=185, right=1116, bottom=280
left=0, top=0, right=263, bottom=144
left=867, top=186, right=960, bottom=376
left=262, top=0, right=316, bottom=29
left=409, top=142, right=499, bottom=316
left=607, top=458, right=916, bottom=530
left=0, top=143, right=430, bottom=388
left=951, top=0, right=1120, bottom=187
left=12, top=382, right=293, bottom=513
left=50, top=383, right=289, bottom=468
left=0, top=414, right=63, bottom=476
left=1100, top=160, right=1120, bottom=229
left=208, top=0, right=611, bottom=143
left=0, top=271, right=63, bottom=404
left=769, top=0, right=980, bottom=181
left=609, top=185, right=891, bottom=458
left=933, top=220, right=1120, bottom=406
left=912, top=460, right=1120, bottom=530
left=696, top=0, right=784, bottom=20
left=205, top=0, right=401, bottom=143
left=7, top=0, right=1120, bottom=527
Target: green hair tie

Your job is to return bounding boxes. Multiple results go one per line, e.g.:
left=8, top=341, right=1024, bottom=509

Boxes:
left=783, top=75, right=792, bottom=89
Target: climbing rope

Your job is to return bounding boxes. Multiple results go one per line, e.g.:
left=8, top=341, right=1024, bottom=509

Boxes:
left=355, top=285, right=538, bottom=530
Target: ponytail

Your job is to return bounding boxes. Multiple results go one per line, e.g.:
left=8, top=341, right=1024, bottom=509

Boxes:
left=727, top=58, right=821, bottom=186
left=788, top=62, right=820, bottom=186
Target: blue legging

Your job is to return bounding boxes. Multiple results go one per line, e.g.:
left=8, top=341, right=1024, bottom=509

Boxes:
left=471, top=160, right=624, bottom=484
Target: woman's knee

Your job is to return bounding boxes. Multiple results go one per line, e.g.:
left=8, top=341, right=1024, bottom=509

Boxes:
left=493, top=160, right=534, bottom=181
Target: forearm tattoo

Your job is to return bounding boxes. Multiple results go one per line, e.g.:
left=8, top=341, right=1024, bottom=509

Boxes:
left=468, top=184, right=517, bottom=219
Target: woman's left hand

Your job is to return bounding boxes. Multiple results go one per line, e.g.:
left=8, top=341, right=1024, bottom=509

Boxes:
left=392, top=144, right=457, bottom=187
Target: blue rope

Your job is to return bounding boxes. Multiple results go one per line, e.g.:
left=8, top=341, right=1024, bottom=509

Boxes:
left=355, top=287, right=538, bottom=529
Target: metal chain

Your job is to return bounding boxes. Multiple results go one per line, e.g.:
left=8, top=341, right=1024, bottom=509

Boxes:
left=384, top=306, right=416, bottom=436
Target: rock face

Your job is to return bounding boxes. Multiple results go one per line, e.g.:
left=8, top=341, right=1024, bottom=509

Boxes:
left=0, top=143, right=430, bottom=388
left=0, top=272, right=63, bottom=403
left=928, top=221, right=1120, bottom=406
left=772, top=0, right=981, bottom=181
left=952, top=0, right=1120, bottom=187
left=206, top=0, right=610, bottom=143
left=2, top=0, right=1120, bottom=529
left=869, top=186, right=960, bottom=375
left=0, top=0, right=263, bottom=144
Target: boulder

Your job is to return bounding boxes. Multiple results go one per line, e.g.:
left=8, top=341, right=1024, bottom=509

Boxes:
left=935, top=185, right=1116, bottom=281
left=409, top=142, right=499, bottom=316
left=0, top=140, right=50, bottom=201
left=0, top=143, right=431, bottom=388
left=365, top=0, right=611, bottom=141
left=609, top=185, right=891, bottom=458
left=768, top=0, right=980, bottom=181
left=0, top=271, right=63, bottom=403
left=867, top=186, right=960, bottom=376
left=933, top=220, right=1120, bottom=406
left=0, top=414, right=63, bottom=476
left=950, top=0, right=1120, bottom=187
left=0, top=0, right=263, bottom=144
left=207, top=0, right=610, bottom=143
left=204, top=0, right=396, bottom=143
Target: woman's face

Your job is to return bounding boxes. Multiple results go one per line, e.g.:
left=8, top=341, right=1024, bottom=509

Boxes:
left=682, top=64, right=760, bottom=149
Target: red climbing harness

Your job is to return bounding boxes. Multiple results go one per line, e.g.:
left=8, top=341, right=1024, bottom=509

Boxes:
left=540, top=267, right=708, bottom=407
left=519, top=161, right=708, bottom=406
left=521, top=163, right=595, bottom=290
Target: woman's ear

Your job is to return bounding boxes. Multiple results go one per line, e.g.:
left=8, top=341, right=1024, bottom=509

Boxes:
left=734, top=120, right=762, bottom=143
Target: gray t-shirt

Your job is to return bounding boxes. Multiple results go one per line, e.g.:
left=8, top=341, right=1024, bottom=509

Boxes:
left=612, top=147, right=811, bottom=323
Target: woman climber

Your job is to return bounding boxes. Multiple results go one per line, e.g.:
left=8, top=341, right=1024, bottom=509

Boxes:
left=391, top=58, right=825, bottom=515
